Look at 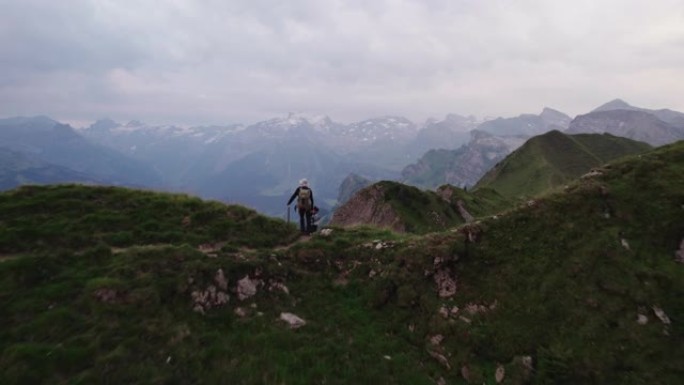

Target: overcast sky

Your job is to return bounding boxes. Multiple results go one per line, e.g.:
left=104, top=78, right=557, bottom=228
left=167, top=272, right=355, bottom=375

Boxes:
left=1, top=0, right=683, bottom=127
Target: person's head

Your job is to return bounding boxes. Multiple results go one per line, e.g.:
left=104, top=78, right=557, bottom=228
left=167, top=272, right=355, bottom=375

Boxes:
left=299, top=178, right=309, bottom=187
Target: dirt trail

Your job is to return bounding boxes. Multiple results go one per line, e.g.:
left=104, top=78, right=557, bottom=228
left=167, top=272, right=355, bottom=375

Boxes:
left=0, top=254, right=21, bottom=263
left=273, top=234, right=313, bottom=252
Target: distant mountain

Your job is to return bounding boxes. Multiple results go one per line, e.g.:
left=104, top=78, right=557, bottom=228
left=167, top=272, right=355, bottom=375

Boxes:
left=81, top=119, right=244, bottom=186
left=192, top=138, right=398, bottom=217
left=401, top=130, right=526, bottom=189
left=16, top=100, right=681, bottom=217
left=402, top=114, right=477, bottom=160
left=0, top=148, right=103, bottom=190
left=336, top=173, right=374, bottom=206
left=477, top=107, right=571, bottom=136
left=566, top=109, right=684, bottom=146
left=592, top=98, right=684, bottom=128
left=81, top=114, right=410, bottom=215
left=474, top=130, right=652, bottom=198
left=0, top=116, right=164, bottom=189
left=334, top=116, right=420, bottom=170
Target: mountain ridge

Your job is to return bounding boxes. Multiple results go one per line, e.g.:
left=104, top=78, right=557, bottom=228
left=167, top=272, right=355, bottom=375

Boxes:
left=1, top=140, right=683, bottom=383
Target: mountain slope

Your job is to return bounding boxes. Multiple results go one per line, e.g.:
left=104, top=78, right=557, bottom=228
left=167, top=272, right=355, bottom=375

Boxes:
left=567, top=109, right=684, bottom=146
left=477, top=107, right=571, bottom=136
left=475, top=131, right=652, bottom=199
left=0, top=148, right=104, bottom=190
left=0, top=117, right=164, bottom=188
left=1, top=141, right=683, bottom=383
left=401, top=130, right=526, bottom=189
left=593, top=98, right=684, bottom=128
left=329, top=181, right=511, bottom=233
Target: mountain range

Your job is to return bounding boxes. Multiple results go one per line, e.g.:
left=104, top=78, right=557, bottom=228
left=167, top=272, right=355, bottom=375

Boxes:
left=1, top=99, right=683, bottom=217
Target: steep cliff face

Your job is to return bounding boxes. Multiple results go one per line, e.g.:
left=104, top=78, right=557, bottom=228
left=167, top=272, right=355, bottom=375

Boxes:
left=329, top=184, right=405, bottom=232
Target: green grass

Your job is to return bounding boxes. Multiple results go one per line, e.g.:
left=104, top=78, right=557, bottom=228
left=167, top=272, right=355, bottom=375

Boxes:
left=475, top=131, right=652, bottom=199
left=0, top=184, right=297, bottom=253
left=1, top=141, right=683, bottom=384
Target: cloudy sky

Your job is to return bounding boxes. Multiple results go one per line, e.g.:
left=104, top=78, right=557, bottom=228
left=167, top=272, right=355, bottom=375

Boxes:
left=1, top=0, right=683, bottom=127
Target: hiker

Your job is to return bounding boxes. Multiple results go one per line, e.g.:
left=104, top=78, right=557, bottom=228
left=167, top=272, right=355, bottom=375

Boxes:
left=287, top=178, right=314, bottom=234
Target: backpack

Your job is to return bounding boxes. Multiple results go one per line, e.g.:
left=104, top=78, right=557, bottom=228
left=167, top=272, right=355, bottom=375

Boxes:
left=297, top=187, right=312, bottom=212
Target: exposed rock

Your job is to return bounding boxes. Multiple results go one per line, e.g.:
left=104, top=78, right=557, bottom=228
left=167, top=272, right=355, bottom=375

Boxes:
left=459, top=224, right=481, bottom=243
left=436, top=185, right=454, bottom=202
left=268, top=281, right=290, bottom=295
left=191, top=283, right=230, bottom=314
left=465, top=303, right=488, bottom=315
left=439, top=306, right=450, bottom=318
left=237, top=275, right=259, bottom=301
left=329, top=184, right=405, bottom=232
left=652, top=306, right=671, bottom=325
left=461, top=365, right=470, bottom=382
left=637, top=313, right=648, bottom=325
left=428, top=350, right=450, bottom=369
left=234, top=307, right=248, bottom=317
left=436, top=377, right=447, bottom=385
left=429, top=334, right=444, bottom=346
left=495, top=364, right=505, bottom=383
left=675, top=238, right=684, bottom=263
left=520, top=356, right=534, bottom=371
left=279, top=312, right=306, bottom=329
left=214, top=269, right=228, bottom=291
left=621, top=238, right=630, bottom=250
left=320, top=228, right=333, bottom=237
left=193, top=304, right=205, bottom=314
left=93, top=288, right=121, bottom=304
left=434, top=268, right=457, bottom=298
left=456, top=200, right=474, bottom=223
left=581, top=169, right=603, bottom=179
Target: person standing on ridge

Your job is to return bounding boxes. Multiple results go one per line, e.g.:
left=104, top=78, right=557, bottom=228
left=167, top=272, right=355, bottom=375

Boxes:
left=287, top=178, right=314, bottom=235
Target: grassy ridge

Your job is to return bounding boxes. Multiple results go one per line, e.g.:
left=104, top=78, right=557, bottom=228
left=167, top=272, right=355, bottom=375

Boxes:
left=1, top=141, right=683, bottom=384
left=370, top=181, right=511, bottom=233
left=0, top=184, right=297, bottom=253
left=475, top=131, right=652, bottom=199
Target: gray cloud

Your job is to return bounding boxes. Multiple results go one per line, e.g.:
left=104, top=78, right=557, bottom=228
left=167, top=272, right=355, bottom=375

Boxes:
left=1, top=0, right=683, bottom=126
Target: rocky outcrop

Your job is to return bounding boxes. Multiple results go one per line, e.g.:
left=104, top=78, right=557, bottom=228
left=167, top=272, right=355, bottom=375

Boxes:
left=456, top=200, right=474, bottom=223
left=279, top=312, right=306, bottom=329
left=191, top=270, right=230, bottom=314
left=329, top=184, right=405, bottom=232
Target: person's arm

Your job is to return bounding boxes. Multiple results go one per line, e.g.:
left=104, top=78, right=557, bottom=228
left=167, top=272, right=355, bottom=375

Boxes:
left=287, top=187, right=300, bottom=205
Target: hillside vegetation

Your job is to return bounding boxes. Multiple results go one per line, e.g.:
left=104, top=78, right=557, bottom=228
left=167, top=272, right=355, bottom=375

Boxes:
left=1, top=141, right=684, bottom=384
left=330, top=181, right=512, bottom=233
left=475, top=131, right=652, bottom=199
